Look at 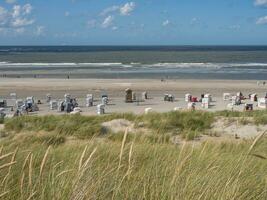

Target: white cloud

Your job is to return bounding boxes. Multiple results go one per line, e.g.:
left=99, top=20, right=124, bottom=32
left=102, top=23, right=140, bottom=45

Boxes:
left=97, top=2, right=136, bottom=30
left=100, top=6, right=120, bottom=16
left=5, top=0, right=16, bottom=4
left=15, top=27, right=25, bottom=34
left=191, top=17, right=198, bottom=24
left=162, top=20, right=170, bottom=26
left=0, top=3, right=35, bottom=35
left=101, top=2, right=136, bottom=16
left=11, top=4, right=34, bottom=27
left=120, top=2, right=135, bottom=15
left=0, top=7, right=8, bottom=25
left=254, top=0, right=267, bottom=6
left=35, top=26, right=45, bottom=36
left=112, top=26, right=118, bottom=30
left=11, top=17, right=34, bottom=27
left=12, top=5, right=20, bottom=18
left=12, top=4, right=33, bottom=18
left=256, top=16, right=267, bottom=24
left=23, top=4, right=33, bottom=15
left=102, top=15, right=114, bottom=28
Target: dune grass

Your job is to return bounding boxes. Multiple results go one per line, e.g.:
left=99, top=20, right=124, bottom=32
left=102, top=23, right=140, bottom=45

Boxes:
left=4, top=111, right=215, bottom=141
left=0, top=111, right=267, bottom=199
left=0, top=130, right=266, bottom=200
left=215, top=110, right=267, bottom=124
left=4, top=113, right=136, bottom=139
left=4, top=110, right=267, bottom=142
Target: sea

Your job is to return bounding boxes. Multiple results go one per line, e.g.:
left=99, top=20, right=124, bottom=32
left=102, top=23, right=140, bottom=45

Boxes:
left=1, top=45, right=267, bottom=80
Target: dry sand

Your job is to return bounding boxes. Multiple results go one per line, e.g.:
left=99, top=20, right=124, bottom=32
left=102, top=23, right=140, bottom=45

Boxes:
left=0, top=78, right=267, bottom=116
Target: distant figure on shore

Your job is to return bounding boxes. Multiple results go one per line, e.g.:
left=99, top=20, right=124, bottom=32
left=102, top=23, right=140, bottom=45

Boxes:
left=67, top=75, right=70, bottom=79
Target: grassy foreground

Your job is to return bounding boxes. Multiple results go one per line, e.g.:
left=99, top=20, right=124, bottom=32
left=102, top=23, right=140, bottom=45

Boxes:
left=0, top=111, right=267, bottom=199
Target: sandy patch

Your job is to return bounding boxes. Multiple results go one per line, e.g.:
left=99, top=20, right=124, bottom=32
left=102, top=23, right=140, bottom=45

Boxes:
left=212, top=117, right=267, bottom=139
left=102, top=119, right=135, bottom=134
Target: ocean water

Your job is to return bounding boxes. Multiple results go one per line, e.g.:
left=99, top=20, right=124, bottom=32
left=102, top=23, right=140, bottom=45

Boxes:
left=1, top=46, right=267, bottom=80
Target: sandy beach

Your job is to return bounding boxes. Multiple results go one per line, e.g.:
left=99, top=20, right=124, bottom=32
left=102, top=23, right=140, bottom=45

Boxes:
left=0, top=78, right=266, bottom=116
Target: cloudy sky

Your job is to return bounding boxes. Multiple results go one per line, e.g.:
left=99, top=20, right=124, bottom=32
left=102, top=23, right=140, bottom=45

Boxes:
left=0, top=0, right=267, bottom=45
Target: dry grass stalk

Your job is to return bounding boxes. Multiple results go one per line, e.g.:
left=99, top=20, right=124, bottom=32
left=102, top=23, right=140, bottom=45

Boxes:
left=0, top=161, right=16, bottom=170
left=0, top=145, right=3, bottom=155
left=56, top=169, right=74, bottom=179
left=53, top=161, right=63, bottom=170
left=20, top=172, right=25, bottom=196
left=0, top=152, right=14, bottom=161
left=116, top=141, right=135, bottom=190
left=71, top=148, right=97, bottom=199
left=128, top=141, right=134, bottom=172
left=22, top=152, right=32, bottom=171
left=118, top=128, right=128, bottom=170
left=199, top=141, right=208, bottom=158
left=81, top=148, right=97, bottom=170
left=0, top=191, right=9, bottom=198
left=20, top=152, right=32, bottom=197
left=26, top=191, right=36, bottom=200
left=248, top=131, right=266, bottom=155
left=171, top=154, right=192, bottom=186
left=2, top=148, right=18, bottom=188
left=39, top=146, right=51, bottom=178
left=79, top=145, right=88, bottom=171
left=28, top=153, right=33, bottom=189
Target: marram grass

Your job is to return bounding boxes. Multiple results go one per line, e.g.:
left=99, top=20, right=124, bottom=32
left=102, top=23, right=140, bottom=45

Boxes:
left=0, top=131, right=266, bottom=199
left=0, top=112, right=267, bottom=199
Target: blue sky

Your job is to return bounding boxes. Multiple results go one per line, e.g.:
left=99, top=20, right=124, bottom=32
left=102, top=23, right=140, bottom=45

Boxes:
left=0, top=0, right=267, bottom=45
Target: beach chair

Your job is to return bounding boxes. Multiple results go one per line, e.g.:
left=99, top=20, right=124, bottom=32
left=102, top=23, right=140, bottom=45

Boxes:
left=258, top=98, right=267, bottom=109
left=97, top=104, right=105, bottom=115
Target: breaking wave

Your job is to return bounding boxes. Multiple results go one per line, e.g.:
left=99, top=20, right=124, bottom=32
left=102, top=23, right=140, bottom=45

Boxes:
left=0, top=62, right=267, bottom=70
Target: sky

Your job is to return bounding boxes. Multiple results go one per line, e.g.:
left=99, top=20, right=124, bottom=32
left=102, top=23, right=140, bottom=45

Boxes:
left=0, top=0, right=267, bottom=45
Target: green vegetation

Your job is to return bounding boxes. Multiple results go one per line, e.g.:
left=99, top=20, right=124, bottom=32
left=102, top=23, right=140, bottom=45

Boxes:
left=139, top=111, right=214, bottom=133
left=4, top=111, right=214, bottom=141
left=0, top=111, right=267, bottom=199
left=215, top=110, right=267, bottom=126
left=4, top=110, right=267, bottom=141
left=4, top=113, right=136, bottom=139
left=215, top=110, right=267, bottom=123
left=0, top=117, right=4, bottom=124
